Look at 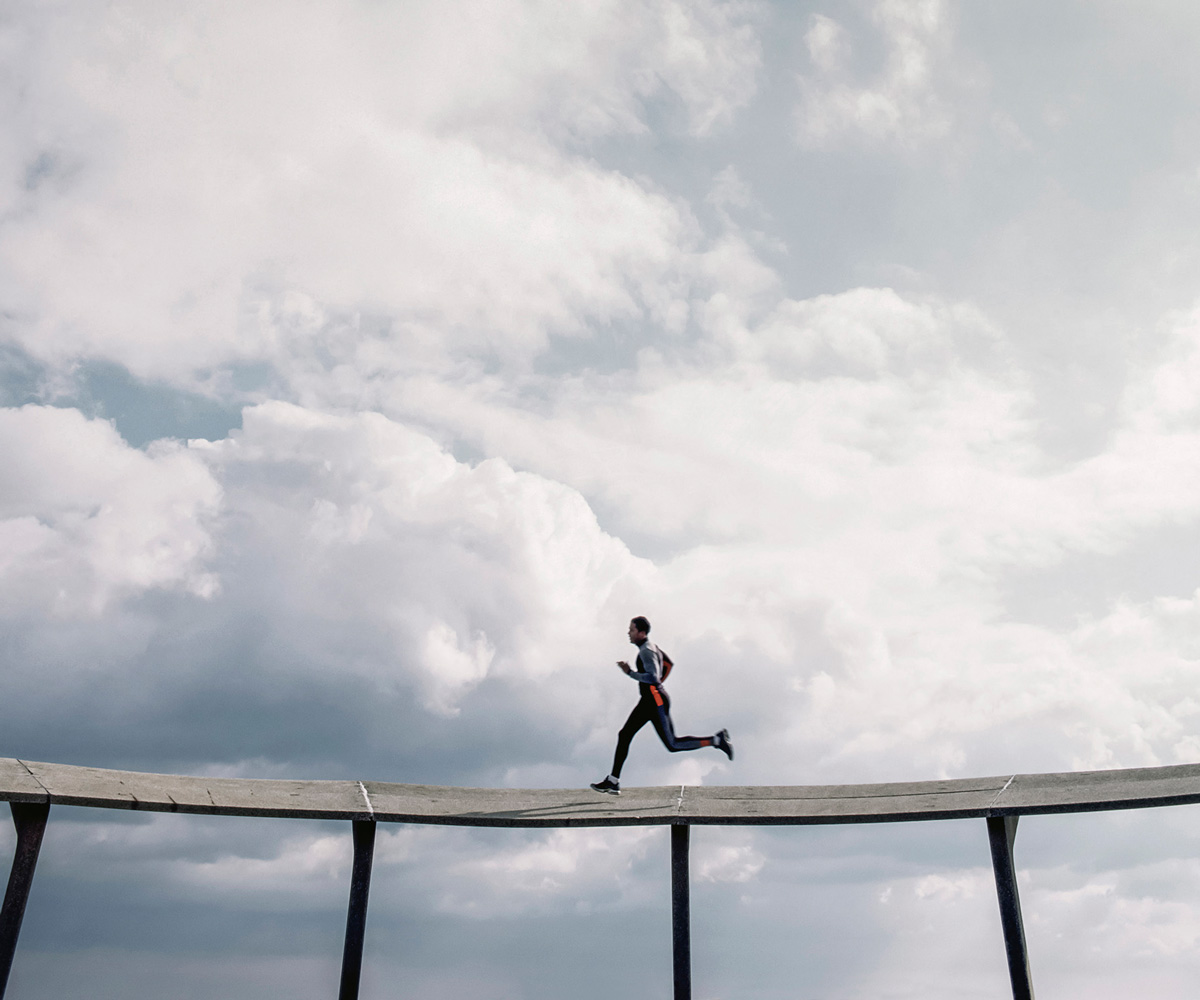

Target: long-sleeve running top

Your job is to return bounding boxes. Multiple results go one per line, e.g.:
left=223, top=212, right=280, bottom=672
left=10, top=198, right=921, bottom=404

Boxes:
left=625, top=640, right=664, bottom=686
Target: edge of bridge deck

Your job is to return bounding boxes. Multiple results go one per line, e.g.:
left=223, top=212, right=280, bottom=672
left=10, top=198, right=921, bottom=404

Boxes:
left=6, top=758, right=1200, bottom=826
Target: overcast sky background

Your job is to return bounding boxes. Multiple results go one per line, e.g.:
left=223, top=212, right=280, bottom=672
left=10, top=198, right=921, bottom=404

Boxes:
left=6, top=1, right=1200, bottom=997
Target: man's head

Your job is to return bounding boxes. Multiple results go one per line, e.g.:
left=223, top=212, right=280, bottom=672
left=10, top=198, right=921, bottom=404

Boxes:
left=628, top=616, right=651, bottom=644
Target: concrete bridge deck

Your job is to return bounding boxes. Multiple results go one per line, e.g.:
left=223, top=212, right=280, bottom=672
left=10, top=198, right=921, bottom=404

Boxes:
left=5, top=756, right=1200, bottom=825
left=8, top=757, right=1200, bottom=1000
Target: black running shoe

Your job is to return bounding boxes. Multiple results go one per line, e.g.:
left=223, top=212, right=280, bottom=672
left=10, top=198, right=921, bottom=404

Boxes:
left=715, top=729, right=734, bottom=761
left=590, top=777, right=620, bottom=795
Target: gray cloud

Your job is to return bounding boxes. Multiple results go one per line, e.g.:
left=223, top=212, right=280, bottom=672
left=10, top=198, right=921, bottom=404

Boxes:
left=6, top=2, right=1200, bottom=998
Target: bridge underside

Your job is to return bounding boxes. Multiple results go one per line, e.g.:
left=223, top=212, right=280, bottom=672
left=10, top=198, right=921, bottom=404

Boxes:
left=7, top=757, right=1200, bottom=999
left=6, top=756, right=1200, bottom=824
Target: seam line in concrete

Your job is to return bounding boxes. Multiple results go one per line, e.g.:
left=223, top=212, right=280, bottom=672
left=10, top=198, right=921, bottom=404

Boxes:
left=16, top=759, right=50, bottom=797
left=989, top=775, right=1016, bottom=807
left=357, top=781, right=375, bottom=819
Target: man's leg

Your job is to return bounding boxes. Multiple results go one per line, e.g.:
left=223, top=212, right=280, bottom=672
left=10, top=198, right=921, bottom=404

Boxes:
left=647, top=687, right=713, bottom=752
left=611, top=698, right=653, bottom=778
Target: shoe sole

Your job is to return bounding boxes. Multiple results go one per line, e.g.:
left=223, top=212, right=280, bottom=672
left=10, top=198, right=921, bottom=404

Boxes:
left=590, top=786, right=620, bottom=795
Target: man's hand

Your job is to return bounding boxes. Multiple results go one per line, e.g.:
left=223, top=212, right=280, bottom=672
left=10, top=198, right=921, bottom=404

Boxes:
left=617, top=660, right=632, bottom=674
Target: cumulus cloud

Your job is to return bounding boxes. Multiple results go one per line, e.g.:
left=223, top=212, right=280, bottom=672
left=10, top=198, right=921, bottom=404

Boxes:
left=175, top=401, right=653, bottom=725
left=8, top=3, right=1200, bottom=999
left=0, top=405, right=220, bottom=616
left=323, top=275, right=1200, bottom=786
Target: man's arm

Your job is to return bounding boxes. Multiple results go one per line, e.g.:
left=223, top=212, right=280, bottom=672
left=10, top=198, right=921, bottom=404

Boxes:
left=622, top=644, right=660, bottom=684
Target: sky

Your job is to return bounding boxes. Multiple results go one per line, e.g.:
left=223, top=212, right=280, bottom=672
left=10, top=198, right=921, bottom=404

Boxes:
left=5, top=1, right=1200, bottom=997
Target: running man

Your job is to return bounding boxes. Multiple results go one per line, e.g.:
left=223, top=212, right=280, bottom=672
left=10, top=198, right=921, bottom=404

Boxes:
left=590, top=617, right=732, bottom=795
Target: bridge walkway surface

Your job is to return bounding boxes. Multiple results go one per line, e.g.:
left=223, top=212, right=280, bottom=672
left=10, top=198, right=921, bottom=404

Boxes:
left=6, top=757, right=1200, bottom=999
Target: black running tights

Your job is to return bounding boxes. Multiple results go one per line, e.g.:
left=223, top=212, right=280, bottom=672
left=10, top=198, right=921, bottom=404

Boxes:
left=610, top=685, right=712, bottom=779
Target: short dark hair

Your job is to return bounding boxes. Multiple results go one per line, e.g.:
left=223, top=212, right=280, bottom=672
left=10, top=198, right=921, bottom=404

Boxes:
left=630, top=616, right=651, bottom=634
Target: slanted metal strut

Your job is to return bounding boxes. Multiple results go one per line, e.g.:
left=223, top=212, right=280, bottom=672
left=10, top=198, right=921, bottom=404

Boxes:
left=1, top=801, right=50, bottom=1000
left=339, top=820, right=377, bottom=1000
left=987, top=814, right=1034, bottom=1000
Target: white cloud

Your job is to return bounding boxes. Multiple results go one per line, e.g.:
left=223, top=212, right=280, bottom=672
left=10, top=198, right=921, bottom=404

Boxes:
left=1121, top=302, right=1200, bottom=432
left=434, top=827, right=661, bottom=917
left=805, top=13, right=849, bottom=74
left=0, top=0, right=761, bottom=383
left=651, top=0, right=764, bottom=136
left=0, top=405, right=220, bottom=616
left=930, top=843, right=1200, bottom=997
left=9, top=5, right=1200, bottom=998
left=696, top=836, right=765, bottom=883
left=420, top=620, right=496, bottom=717
left=171, top=831, right=351, bottom=903
left=857, top=850, right=1200, bottom=999
left=796, top=0, right=958, bottom=148
left=341, top=279, right=1200, bottom=783
left=192, top=401, right=649, bottom=717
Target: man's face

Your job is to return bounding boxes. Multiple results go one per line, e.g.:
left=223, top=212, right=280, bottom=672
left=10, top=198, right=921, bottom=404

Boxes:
left=628, top=621, right=647, bottom=644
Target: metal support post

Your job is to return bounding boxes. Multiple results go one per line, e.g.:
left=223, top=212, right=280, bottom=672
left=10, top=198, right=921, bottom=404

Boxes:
left=987, top=815, right=1034, bottom=1000
left=338, top=820, right=377, bottom=1000
left=671, top=824, right=691, bottom=1000
left=1, top=801, right=50, bottom=1000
